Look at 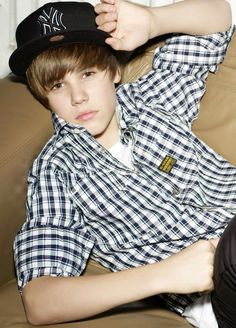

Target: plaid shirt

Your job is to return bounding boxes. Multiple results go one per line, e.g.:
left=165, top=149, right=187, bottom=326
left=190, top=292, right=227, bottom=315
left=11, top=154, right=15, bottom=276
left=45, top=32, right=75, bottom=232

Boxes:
left=14, top=27, right=235, bottom=313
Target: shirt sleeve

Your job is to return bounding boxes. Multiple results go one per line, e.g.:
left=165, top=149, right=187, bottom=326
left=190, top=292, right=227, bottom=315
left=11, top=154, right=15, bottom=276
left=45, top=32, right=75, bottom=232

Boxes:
left=134, top=26, right=235, bottom=124
left=13, top=164, right=95, bottom=292
left=153, top=27, right=235, bottom=75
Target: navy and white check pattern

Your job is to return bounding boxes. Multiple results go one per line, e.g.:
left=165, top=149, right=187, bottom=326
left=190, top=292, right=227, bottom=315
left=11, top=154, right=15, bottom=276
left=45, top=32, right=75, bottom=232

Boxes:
left=14, top=27, right=235, bottom=313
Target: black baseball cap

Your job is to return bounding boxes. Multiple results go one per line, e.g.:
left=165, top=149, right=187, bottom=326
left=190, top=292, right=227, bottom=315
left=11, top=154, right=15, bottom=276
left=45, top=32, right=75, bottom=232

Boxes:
left=9, top=1, right=111, bottom=77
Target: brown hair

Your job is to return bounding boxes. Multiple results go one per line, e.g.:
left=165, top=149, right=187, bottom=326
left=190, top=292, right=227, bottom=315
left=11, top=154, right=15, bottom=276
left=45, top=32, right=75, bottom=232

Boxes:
left=26, top=43, right=119, bottom=109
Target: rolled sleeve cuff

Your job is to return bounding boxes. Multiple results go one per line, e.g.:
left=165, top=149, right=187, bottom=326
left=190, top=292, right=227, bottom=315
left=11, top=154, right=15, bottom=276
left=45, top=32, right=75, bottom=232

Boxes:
left=14, top=222, right=95, bottom=291
left=153, top=26, right=235, bottom=78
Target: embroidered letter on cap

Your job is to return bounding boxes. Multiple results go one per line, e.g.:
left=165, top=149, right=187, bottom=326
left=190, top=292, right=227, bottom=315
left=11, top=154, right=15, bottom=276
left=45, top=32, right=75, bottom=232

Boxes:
left=38, top=7, right=66, bottom=35
left=159, top=155, right=177, bottom=173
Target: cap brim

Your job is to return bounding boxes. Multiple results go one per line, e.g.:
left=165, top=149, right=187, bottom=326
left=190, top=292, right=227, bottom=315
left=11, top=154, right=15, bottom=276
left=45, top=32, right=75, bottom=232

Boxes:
left=9, top=29, right=110, bottom=77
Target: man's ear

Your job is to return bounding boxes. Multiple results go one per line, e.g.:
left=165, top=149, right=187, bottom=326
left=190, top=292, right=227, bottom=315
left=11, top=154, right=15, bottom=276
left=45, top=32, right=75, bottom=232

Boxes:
left=113, top=67, right=121, bottom=84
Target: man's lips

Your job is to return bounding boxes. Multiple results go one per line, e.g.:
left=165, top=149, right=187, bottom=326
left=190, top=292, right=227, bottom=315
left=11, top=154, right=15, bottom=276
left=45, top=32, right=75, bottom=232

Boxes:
left=75, top=111, right=97, bottom=121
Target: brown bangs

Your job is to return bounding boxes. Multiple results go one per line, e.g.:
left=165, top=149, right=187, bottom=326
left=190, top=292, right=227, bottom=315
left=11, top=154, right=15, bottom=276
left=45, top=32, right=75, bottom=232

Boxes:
left=26, top=43, right=119, bottom=108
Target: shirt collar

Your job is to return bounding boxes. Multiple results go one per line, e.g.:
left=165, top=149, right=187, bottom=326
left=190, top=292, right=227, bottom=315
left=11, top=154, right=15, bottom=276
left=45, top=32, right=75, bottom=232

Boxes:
left=52, top=112, right=86, bottom=135
left=116, top=101, right=138, bottom=145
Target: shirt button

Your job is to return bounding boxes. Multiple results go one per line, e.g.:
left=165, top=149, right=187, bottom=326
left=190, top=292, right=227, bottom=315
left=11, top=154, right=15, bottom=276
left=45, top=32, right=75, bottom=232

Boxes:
left=162, top=49, right=172, bottom=54
left=201, top=205, right=209, bottom=211
left=172, top=187, right=180, bottom=196
left=196, top=152, right=202, bottom=160
left=162, top=49, right=172, bottom=58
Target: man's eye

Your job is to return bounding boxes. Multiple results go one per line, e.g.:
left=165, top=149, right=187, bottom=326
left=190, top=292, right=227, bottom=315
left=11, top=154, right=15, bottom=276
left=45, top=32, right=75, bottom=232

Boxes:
left=83, top=71, right=95, bottom=79
left=51, top=82, right=63, bottom=90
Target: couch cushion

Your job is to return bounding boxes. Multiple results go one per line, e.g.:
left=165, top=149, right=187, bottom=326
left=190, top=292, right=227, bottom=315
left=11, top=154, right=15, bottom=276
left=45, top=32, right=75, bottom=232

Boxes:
left=0, top=77, right=53, bottom=286
left=193, top=30, right=236, bottom=166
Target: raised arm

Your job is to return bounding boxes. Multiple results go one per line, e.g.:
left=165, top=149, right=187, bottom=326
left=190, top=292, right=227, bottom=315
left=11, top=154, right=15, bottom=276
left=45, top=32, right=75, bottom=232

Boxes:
left=22, top=239, right=217, bottom=325
left=95, top=0, right=232, bottom=51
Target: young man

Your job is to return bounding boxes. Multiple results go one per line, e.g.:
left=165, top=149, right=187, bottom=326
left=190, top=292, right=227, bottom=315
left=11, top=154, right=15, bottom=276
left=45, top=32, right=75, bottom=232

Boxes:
left=9, top=0, right=234, bottom=327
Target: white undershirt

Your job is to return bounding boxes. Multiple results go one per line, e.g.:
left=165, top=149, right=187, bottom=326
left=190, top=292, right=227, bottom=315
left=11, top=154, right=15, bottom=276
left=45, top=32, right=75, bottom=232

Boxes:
left=109, top=140, right=134, bottom=169
left=109, top=141, right=218, bottom=328
left=183, top=294, right=218, bottom=328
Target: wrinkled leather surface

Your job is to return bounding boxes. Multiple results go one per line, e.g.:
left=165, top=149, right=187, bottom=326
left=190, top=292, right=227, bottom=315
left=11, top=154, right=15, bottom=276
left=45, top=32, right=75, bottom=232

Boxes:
left=0, top=32, right=235, bottom=327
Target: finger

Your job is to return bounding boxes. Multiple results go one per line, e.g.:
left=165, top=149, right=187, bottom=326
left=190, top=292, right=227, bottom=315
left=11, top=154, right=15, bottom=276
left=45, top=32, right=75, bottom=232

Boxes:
left=97, top=22, right=117, bottom=34
left=202, top=267, right=214, bottom=293
left=95, top=12, right=117, bottom=27
left=206, top=275, right=214, bottom=292
left=100, top=0, right=116, bottom=4
left=202, top=282, right=214, bottom=294
left=95, top=3, right=116, bottom=15
left=105, top=37, right=123, bottom=50
left=210, top=238, right=220, bottom=248
left=106, top=38, right=136, bottom=51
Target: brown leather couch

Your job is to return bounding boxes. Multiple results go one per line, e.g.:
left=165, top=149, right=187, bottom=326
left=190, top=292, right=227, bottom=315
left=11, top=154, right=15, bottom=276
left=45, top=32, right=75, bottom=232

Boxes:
left=0, top=31, right=235, bottom=327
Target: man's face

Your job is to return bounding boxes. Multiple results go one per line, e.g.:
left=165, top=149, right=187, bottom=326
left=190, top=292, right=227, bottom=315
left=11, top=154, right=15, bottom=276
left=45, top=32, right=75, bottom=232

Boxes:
left=47, top=67, right=121, bottom=148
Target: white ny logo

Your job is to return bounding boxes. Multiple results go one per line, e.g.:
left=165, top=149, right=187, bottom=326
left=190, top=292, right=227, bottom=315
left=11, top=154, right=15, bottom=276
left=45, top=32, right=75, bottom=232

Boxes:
left=38, top=7, right=66, bottom=35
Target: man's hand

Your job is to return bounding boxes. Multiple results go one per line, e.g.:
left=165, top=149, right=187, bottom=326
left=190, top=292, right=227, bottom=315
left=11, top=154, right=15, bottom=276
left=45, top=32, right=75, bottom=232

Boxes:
left=95, top=0, right=152, bottom=51
left=158, top=239, right=219, bottom=295
left=95, top=0, right=232, bottom=51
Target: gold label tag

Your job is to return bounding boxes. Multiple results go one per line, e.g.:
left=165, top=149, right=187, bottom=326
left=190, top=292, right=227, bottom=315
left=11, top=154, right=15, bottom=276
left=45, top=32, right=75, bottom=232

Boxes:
left=159, top=155, right=177, bottom=173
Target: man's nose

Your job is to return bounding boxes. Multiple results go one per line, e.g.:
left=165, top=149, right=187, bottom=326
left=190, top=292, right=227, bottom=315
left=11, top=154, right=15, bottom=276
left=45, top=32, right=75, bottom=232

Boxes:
left=71, top=85, right=88, bottom=105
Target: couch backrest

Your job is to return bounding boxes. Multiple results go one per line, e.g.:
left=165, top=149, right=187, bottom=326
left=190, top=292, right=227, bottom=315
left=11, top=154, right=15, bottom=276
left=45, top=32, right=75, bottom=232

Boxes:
left=0, top=78, right=53, bottom=285
left=193, top=32, right=236, bottom=166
